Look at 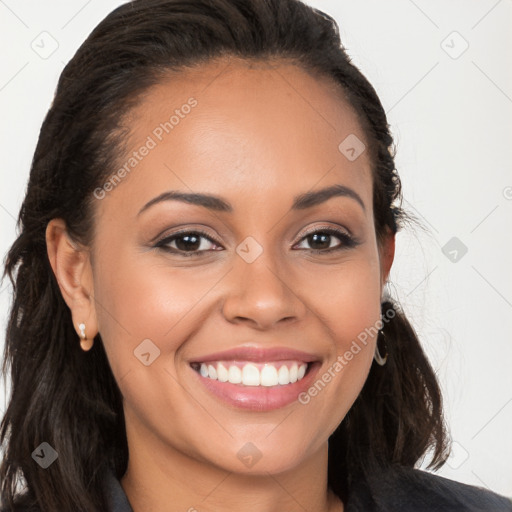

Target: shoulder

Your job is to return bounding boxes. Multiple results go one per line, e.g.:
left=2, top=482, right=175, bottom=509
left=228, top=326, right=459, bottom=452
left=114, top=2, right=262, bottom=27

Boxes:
left=346, top=464, right=512, bottom=512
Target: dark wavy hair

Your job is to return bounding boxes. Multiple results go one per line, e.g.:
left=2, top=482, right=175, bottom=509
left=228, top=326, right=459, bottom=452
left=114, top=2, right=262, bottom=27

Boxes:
left=0, top=0, right=450, bottom=510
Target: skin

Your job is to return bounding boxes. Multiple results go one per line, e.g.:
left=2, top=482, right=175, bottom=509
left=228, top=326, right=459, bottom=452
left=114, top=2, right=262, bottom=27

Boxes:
left=47, top=57, right=395, bottom=512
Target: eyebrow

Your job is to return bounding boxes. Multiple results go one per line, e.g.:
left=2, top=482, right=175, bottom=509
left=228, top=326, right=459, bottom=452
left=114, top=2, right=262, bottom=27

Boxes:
left=137, top=184, right=365, bottom=216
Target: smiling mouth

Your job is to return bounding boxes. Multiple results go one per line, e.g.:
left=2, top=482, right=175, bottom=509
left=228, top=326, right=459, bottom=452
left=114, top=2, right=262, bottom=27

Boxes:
left=190, top=360, right=312, bottom=387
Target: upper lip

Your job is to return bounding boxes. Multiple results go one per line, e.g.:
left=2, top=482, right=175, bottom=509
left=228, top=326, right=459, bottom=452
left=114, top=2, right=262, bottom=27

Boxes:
left=189, top=346, right=321, bottom=364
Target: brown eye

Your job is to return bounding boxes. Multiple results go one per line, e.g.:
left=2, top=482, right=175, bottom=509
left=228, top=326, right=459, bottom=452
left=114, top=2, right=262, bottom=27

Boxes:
left=174, top=233, right=202, bottom=251
left=156, top=230, right=222, bottom=256
left=306, top=232, right=335, bottom=250
left=294, top=228, right=358, bottom=253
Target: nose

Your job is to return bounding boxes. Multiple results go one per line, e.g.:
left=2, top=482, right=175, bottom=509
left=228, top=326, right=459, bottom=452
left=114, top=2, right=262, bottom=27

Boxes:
left=221, top=246, right=307, bottom=330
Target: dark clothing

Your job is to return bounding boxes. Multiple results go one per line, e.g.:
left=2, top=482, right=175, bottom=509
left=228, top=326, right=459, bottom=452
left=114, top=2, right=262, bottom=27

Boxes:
left=344, top=464, right=512, bottom=511
left=5, top=464, right=512, bottom=511
left=103, top=470, right=133, bottom=512
left=103, top=465, right=512, bottom=512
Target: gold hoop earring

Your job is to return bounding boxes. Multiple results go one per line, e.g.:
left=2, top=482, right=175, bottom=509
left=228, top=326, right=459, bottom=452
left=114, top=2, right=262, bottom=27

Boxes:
left=374, top=329, right=388, bottom=366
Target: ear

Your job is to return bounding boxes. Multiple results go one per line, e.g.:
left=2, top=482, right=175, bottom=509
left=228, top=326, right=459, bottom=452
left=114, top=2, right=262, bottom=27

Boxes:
left=379, top=226, right=395, bottom=292
left=46, top=218, right=98, bottom=349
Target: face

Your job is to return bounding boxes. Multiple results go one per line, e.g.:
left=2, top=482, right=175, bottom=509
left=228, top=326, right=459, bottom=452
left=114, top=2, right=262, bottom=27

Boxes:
left=84, top=58, right=393, bottom=475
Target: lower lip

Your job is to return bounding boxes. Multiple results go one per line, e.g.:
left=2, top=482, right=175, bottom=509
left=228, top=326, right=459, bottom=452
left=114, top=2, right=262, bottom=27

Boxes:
left=190, top=362, right=322, bottom=411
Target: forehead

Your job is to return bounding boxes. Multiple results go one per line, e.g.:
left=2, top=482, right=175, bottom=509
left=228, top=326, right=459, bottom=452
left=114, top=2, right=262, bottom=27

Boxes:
left=100, top=57, right=373, bottom=217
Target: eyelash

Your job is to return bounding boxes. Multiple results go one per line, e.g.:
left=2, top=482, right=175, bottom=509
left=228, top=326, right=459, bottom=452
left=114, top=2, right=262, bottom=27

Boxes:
left=154, top=227, right=359, bottom=257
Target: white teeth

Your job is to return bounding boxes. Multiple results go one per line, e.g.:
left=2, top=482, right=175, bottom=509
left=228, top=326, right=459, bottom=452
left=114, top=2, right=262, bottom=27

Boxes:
left=242, top=364, right=260, bottom=386
left=217, top=363, right=229, bottom=382
left=289, top=363, right=298, bottom=383
left=260, top=365, right=278, bottom=386
left=278, top=365, right=289, bottom=385
left=197, top=361, right=309, bottom=387
left=228, top=365, right=242, bottom=383
left=207, top=364, right=217, bottom=380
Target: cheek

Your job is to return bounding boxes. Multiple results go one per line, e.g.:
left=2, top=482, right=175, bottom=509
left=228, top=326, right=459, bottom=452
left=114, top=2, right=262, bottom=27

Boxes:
left=91, top=246, right=225, bottom=378
left=303, top=251, right=382, bottom=347
left=298, top=252, right=382, bottom=405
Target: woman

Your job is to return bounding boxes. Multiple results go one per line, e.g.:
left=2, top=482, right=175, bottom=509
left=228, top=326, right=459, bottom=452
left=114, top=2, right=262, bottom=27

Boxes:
left=1, top=0, right=510, bottom=510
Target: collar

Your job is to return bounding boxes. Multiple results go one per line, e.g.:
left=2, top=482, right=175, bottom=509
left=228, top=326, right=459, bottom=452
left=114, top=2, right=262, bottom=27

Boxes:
left=103, top=465, right=512, bottom=512
left=103, top=469, right=134, bottom=512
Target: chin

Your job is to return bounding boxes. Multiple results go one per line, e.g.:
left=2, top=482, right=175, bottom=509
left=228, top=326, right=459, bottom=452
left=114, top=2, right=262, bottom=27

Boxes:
left=199, top=442, right=316, bottom=477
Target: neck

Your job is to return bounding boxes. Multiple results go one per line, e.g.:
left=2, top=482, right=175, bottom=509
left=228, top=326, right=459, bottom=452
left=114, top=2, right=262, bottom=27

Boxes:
left=120, top=415, right=344, bottom=512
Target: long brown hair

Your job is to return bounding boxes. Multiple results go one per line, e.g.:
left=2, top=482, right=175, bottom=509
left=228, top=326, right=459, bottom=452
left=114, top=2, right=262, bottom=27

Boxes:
left=1, top=0, right=449, bottom=509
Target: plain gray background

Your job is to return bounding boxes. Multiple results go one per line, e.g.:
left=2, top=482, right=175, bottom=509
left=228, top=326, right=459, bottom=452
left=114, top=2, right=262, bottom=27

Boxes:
left=0, top=0, right=511, bottom=497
